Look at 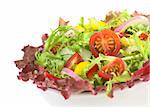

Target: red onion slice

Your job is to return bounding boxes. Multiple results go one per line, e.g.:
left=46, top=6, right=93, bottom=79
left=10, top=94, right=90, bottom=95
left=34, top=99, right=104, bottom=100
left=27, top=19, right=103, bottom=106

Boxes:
left=115, top=16, right=150, bottom=33
left=61, top=68, right=82, bottom=81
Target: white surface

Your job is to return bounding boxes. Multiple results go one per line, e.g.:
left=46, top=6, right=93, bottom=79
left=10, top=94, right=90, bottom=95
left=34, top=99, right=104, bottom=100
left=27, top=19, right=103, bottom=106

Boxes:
left=0, top=0, right=150, bottom=107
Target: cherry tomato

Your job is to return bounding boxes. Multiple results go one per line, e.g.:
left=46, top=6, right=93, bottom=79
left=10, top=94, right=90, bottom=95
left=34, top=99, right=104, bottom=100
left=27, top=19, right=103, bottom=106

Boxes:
left=64, top=52, right=83, bottom=69
left=86, top=64, right=99, bottom=79
left=89, top=30, right=121, bottom=57
left=98, top=58, right=125, bottom=80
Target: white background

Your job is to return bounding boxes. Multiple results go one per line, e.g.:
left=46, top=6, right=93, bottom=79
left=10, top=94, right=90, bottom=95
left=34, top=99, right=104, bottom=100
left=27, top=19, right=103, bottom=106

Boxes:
left=0, top=0, right=150, bottom=107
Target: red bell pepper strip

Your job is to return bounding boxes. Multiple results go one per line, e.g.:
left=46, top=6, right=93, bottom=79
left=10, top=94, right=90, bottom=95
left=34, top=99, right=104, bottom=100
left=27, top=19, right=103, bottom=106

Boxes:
left=44, top=71, right=60, bottom=80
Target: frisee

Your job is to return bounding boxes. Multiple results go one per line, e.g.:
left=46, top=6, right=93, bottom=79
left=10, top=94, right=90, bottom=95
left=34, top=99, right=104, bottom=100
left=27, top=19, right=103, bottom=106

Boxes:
left=35, top=51, right=65, bottom=78
left=105, top=70, right=131, bottom=96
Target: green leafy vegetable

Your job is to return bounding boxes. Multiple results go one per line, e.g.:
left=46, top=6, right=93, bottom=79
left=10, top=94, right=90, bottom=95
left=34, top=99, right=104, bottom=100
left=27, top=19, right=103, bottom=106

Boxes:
left=108, top=10, right=131, bottom=28
left=80, top=54, right=117, bottom=79
left=120, top=30, right=150, bottom=72
left=79, top=16, right=84, bottom=27
left=44, top=26, right=72, bottom=52
left=35, top=51, right=65, bottom=78
left=105, top=71, right=131, bottom=96
left=125, top=24, right=150, bottom=34
left=133, top=32, right=150, bottom=60
left=90, top=74, right=104, bottom=87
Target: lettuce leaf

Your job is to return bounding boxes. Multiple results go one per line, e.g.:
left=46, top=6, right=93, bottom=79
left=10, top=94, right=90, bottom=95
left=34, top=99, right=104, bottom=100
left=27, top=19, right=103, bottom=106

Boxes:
left=35, top=51, right=65, bottom=78
left=125, top=24, right=150, bottom=35
left=107, top=10, right=131, bottom=28
left=105, top=71, right=131, bottom=96
left=44, top=26, right=72, bottom=52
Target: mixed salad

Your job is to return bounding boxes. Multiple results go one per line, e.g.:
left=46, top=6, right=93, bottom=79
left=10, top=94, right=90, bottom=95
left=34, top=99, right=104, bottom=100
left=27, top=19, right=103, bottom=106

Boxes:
left=15, top=10, right=150, bottom=99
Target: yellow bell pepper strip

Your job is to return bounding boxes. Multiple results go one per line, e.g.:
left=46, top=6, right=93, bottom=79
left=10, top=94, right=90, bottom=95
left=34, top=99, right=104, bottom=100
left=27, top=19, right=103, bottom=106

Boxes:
left=74, top=61, right=89, bottom=74
left=120, top=37, right=130, bottom=47
left=75, top=25, right=85, bottom=32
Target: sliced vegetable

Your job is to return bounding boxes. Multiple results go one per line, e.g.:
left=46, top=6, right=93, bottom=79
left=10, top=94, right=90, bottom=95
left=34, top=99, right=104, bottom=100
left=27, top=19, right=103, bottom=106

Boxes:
left=120, top=37, right=130, bottom=47
left=79, top=48, right=92, bottom=61
left=89, top=30, right=121, bottom=57
left=74, top=61, right=89, bottom=74
left=98, top=58, right=125, bottom=80
left=106, top=10, right=131, bottom=29
left=61, top=68, right=82, bottom=81
left=44, top=71, right=60, bottom=80
left=86, top=64, right=99, bottom=79
left=115, top=16, right=150, bottom=32
left=75, top=25, right=85, bottom=32
left=64, top=52, right=83, bottom=69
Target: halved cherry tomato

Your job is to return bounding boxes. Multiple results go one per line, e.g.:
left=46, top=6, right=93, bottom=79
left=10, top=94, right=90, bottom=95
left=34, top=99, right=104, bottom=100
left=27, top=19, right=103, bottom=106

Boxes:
left=64, top=52, right=83, bottom=69
left=44, top=71, right=60, bottom=80
left=86, top=64, right=99, bottom=79
left=89, top=30, right=121, bottom=57
left=139, top=33, right=148, bottom=40
left=98, top=58, right=125, bottom=80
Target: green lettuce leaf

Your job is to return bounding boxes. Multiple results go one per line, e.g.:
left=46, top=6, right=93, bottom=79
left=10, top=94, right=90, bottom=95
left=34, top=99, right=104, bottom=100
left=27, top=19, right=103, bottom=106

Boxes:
left=108, top=10, right=131, bottom=28
left=35, top=51, right=65, bottom=78
left=125, top=24, right=150, bottom=35
left=105, top=71, right=131, bottom=96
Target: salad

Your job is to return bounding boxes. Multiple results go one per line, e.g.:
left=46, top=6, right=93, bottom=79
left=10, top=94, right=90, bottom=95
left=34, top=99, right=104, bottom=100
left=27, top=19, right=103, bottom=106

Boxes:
left=15, top=10, right=150, bottom=99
